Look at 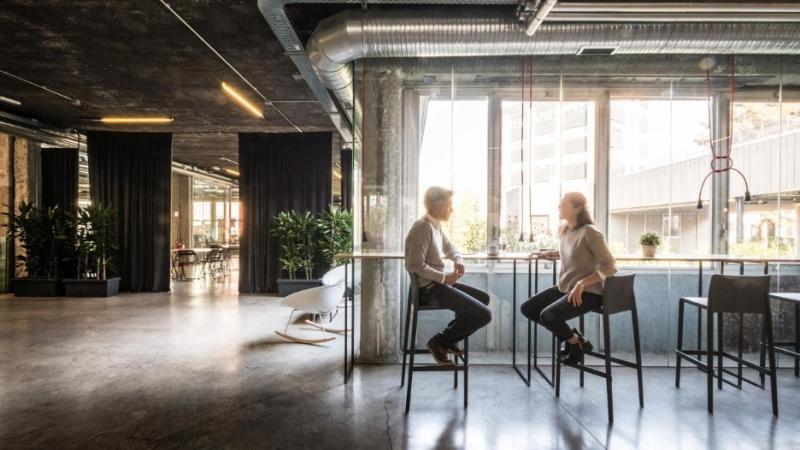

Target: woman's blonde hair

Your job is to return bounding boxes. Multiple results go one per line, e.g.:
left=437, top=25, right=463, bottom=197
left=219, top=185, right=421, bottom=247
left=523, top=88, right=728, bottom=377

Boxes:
left=559, top=192, right=594, bottom=236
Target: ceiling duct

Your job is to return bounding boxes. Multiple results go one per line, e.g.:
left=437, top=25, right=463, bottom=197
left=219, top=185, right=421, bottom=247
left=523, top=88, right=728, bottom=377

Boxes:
left=259, top=1, right=800, bottom=138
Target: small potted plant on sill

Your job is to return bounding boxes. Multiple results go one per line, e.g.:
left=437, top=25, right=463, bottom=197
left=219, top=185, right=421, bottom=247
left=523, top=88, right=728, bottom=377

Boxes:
left=5, top=202, right=75, bottom=297
left=639, top=232, right=661, bottom=258
left=63, top=204, right=121, bottom=297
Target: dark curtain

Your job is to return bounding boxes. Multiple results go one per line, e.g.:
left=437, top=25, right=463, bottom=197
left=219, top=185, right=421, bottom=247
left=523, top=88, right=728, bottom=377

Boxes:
left=41, top=148, right=79, bottom=217
left=239, top=132, right=332, bottom=293
left=87, top=131, right=172, bottom=292
left=340, top=148, right=353, bottom=211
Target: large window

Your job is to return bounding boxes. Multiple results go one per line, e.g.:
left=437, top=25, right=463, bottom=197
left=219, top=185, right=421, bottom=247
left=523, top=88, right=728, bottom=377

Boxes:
left=417, top=99, right=488, bottom=252
left=500, top=99, right=595, bottom=252
left=191, top=179, right=238, bottom=247
left=727, top=101, right=800, bottom=257
left=608, top=97, right=711, bottom=257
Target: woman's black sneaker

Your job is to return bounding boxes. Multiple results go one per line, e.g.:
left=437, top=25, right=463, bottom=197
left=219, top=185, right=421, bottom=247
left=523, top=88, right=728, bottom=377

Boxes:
left=560, top=329, right=592, bottom=365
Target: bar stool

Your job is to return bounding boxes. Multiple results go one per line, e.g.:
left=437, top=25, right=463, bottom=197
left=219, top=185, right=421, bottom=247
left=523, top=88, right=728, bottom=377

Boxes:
left=554, top=273, right=644, bottom=423
left=400, top=273, right=468, bottom=412
left=675, top=275, right=778, bottom=416
left=766, top=293, right=800, bottom=378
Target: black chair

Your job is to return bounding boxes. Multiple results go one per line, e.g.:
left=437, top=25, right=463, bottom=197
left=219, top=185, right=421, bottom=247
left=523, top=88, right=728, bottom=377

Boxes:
left=675, top=274, right=777, bottom=416
left=205, top=248, right=225, bottom=278
left=401, top=273, right=468, bottom=412
left=766, top=293, right=800, bottom=378
left=555, top=273, right=643, bottom=423
left=176, top=250, right=199, bottom=280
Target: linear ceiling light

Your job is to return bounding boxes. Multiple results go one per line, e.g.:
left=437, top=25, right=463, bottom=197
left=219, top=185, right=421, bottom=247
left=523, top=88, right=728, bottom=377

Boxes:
left=0, top=95, right=21, bottom=106
left=99, top=117, right=174, bottom=124
left=221, top=82, right=263, bottom=119
left=224, top=168, right=240, bottom=176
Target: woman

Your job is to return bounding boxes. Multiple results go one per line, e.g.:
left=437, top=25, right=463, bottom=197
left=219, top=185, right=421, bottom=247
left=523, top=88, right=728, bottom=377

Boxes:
left=520, top=192, right=617, bottom=364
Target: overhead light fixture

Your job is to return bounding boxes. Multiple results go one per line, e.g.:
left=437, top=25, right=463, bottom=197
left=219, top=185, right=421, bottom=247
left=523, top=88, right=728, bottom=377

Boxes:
left=212, top=166, right=221, bottom=171
left=0, top=95, right=21, bottom=106
left=224, top=168, right=240, bottom=176
left=332, top=169, right=342, bottom=179
left=99, top=117, right=174, bottom=124
left=219, top=157, right=239, bottom=166
left=221, top=81, right=264, bottom=119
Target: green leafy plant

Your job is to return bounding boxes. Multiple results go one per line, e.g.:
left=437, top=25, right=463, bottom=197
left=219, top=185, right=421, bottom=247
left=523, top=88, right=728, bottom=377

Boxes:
left=639, top=232, right=661, bottom=247
left=317, top=207, right=353, bottom=267
left=3, top=202, right=75, bottom=279
left=75, top=204, right=118, bottom=280
left=272, top=210, right=318, bottom=280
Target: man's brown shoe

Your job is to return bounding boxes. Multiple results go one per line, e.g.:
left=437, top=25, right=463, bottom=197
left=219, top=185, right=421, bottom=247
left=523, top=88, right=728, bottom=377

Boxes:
left=427, top=337, right=453, bottom=366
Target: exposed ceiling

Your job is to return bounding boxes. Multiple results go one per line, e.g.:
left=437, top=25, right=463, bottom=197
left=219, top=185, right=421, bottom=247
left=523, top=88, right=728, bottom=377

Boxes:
left=0, top=0, right=335, bottom=170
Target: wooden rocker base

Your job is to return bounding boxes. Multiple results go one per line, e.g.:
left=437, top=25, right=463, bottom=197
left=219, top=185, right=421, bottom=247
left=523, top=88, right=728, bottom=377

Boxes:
left=274, top=331, right=336, bottom=345
left=304, top=320, right=350, bottom=334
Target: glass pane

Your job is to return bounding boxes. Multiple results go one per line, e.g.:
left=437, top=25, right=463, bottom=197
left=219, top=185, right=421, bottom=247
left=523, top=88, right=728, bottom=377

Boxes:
left=418, top=99, right=488, bottom=252
left=500, top=98, right=595, bottom=252
left=609, top=97, right=711, bottom=260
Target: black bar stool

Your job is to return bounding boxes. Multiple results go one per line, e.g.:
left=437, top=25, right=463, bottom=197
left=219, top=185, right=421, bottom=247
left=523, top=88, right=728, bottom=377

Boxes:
left=400, top=273, right=468, bottom=412
left=554, top=273, right=643, bottom=423
left=766, top=293, right=800, bottom=378
left=675, top=274, right=778, bottom=416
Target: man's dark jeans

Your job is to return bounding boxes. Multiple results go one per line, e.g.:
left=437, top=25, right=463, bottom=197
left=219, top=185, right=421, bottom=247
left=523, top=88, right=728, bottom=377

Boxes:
left=419, top=283, right=492, bottom=345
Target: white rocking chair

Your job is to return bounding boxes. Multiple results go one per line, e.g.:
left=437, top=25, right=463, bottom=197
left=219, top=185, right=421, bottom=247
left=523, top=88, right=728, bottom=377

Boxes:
left=275, top=266, right=347, bottom=344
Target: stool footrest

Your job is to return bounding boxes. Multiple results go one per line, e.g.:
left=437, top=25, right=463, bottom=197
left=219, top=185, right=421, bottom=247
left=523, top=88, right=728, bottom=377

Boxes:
left=411, top=364, right=467, bottom=372
left=775, top=346, right=800, bottom=359
left=583, top=351, right=638, bottom=369
left=560, top=361, right=609, bottom=379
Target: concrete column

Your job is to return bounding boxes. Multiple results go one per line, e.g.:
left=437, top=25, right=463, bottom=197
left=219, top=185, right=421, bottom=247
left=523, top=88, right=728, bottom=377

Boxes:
left=735, top=196, right=744, bottom=243
left=0, top=134, right=10, bottom=291
left=12, top=137, right=40, bottom=278
left=711, top=91, right=730, bottom=254
left=170, top=174, right=192, bottom=247
left=359, top=66, right=403, bottom=363
left=795, top=204, right=800, bottom=257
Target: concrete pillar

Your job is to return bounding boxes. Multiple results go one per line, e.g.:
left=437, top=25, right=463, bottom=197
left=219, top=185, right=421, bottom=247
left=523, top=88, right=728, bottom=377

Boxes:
left=359, top=66, right=404, bottom=363
left=12, top=137, right=40, bottom=278
left=795, top=204, right=800, bottom=257
left=735, top=196, right=744, bottom=243
left=711, top=91, right=730, bottom=254
left=0, top=134, right=10, bottom=291
left=170, top=174, right=192, bottom=248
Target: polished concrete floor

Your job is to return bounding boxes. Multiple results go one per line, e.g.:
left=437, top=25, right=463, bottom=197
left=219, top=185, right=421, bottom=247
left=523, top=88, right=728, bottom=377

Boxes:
left=1, top=278, right=800, bottom=449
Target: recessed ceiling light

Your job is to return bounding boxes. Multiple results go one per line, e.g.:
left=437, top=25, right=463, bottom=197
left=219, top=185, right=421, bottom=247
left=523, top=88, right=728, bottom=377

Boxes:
left=221, top=81, right=264, bottom=119
left=212, top=166, right=221, bottom=171
left=99, top=117, right=174, bottom=124
left=0, top=95, right=21, bottom=106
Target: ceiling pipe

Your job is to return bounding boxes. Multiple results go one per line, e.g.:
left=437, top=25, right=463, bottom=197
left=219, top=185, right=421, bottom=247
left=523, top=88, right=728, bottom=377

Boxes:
left=259, top=1, right=800, bottom=138
left=306, top=8, right=800, bottom=111
left=523, top=0, right=559, bottom=36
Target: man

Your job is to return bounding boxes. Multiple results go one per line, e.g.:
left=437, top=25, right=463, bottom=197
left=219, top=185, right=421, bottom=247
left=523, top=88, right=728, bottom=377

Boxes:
left=404, top=187, right=492, bottom=365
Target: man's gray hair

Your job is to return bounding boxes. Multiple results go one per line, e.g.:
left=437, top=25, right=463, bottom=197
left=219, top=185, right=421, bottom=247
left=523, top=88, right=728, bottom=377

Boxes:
left=423, top=186, right=453, bottom=212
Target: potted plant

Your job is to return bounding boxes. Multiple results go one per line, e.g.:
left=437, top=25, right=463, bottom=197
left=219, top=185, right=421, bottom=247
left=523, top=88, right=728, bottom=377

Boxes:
left=273, top=210, right=322, bottom=296
left=639, top=232, right=661, bottom=258
left=63, top=204, right=121, bottom=297
left=317, top=207, right=353, bottom=268
left=5, top=202, right=75, bottom=296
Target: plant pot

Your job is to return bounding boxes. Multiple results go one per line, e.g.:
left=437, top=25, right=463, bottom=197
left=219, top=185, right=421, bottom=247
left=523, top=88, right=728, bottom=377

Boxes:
left=641, top=245, right=657, bottom=258
left=12, top=278, right=63, bottom=297
left=63, top=277, right=121, bottom=297
left=277, top=278, right=322, bottom=296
